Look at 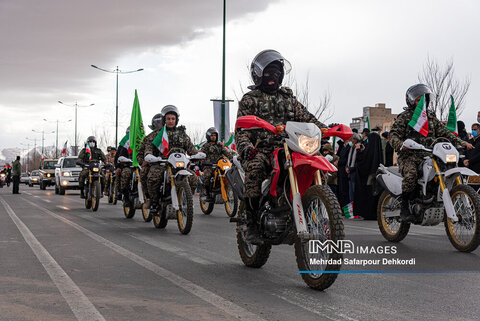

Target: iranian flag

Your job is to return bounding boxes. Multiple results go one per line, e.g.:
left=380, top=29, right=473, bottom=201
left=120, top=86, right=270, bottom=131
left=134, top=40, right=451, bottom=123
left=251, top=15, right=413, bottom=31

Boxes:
left=85, top=143, right=92, bottom=161
left=445, top=95, right=458, bottom=136
left=40, top=154, right=45, bottom=168
left=408, top=94, right=429, bottom=137
left=225, top=134, right=236, bottom=150
left=153, top=125, right=169, bottom=157
left=61, top=140, right=68, bottom=156
left=119, top=133, right=132, bottom=154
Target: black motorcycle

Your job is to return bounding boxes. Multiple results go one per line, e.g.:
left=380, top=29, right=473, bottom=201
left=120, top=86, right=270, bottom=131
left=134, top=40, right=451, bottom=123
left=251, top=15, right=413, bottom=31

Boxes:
left=118, top=157, right=150, bottom=221
left=81, top=162, right=102, bottom=212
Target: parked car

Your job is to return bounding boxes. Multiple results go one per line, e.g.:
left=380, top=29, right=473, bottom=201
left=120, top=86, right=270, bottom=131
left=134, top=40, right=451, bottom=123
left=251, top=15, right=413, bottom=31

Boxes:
left=29, top=170, right=40, bottom=187
left=39, top=159, right=58, bottom=190
left=55, top=156, right=82, bottom=195
left=20, top=172, right=30, bottom=185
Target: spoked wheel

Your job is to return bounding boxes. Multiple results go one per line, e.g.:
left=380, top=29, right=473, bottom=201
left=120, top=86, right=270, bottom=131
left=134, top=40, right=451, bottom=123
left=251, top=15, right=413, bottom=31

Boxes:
left=108, top=180, right=114, bottom=204
left=92, top=181, right=101, bottom=212
left=445, top=185, right=480, bottom=252
left=142, top=199, right=152, bottom=222
left=85, top=185, right=92, bottom=209
left=176, top=181, right=194, bottom=234
left=123, top=199, right=135, bottom=218
left=236, top=201, right=271, bottom=268
left=224, top=182, right=238, bottom=218
left=295, top=185, right=344, bottom=291
left=153, top=206, right=168, bottom=229
left=199, top=185, right=214, bottom=215
left=377, top=191, right=410, bottom=242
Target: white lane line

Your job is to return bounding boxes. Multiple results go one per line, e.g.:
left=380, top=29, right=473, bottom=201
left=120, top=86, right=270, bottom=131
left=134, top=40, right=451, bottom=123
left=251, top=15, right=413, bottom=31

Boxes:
left=24, top=192, right=33, bottom=196
left=25, top=199, right=265, bottom=321
left=56, top=205, right=70, bottom=211
left=44, top=199, right=51, bottom=203
left=0, top=197, right=105, bottom=321
left=129, top=233, right=213, bottom=265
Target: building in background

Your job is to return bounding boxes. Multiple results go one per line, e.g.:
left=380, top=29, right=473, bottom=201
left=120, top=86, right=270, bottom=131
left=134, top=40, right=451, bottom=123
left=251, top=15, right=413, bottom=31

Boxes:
left=350, top=103, right=397, bottom=132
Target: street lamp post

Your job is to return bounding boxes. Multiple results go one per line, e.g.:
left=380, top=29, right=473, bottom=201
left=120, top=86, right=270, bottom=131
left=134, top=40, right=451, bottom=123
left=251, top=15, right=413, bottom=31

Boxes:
left=32, top=129, right=55, bottom=156
left=25, top=137, right=37, bottom=167
left=91, top=64, right=143, bottom=147
left=58, top=101, right=94, bottom=156
left=44, top=118, right=72, bottom=158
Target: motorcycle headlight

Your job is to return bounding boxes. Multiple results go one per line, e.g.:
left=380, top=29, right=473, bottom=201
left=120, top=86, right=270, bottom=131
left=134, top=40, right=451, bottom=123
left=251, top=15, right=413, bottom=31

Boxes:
left=175, top=161, right=185, bottom=168
left=446, top=154, right=457, bottom=163
left=47, top=173, right=51, bottom=177
left=0, top=174, right=5, bottom=177
left=92, top=167, right=100, bottom=172
left=298, top=135, right=320, bottom=154
left=62, top=172, right=71, bottom=177
left=222, top=165, right=231, bottom=171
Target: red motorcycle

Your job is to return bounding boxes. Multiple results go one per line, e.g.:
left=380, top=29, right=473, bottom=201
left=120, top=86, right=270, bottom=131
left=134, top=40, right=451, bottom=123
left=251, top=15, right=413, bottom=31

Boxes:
left=227, top=116, right=352, bottom=290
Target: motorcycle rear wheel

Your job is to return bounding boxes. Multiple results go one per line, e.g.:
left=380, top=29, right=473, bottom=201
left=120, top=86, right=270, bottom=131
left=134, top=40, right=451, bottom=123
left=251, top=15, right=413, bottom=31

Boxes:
left=295, top=185, right=344, bottom=291
left=177, top=181, right=194, bottom=235
left=92, top=181, right=101, bottom=212
left=377, top=191, right=410, bottom=242
left=123, top=200, right=135, bottom=218
left=142, top=200, right=152, bottom=222
left=236, top=201, right=272, bottom=268
left=445, top=184, right=480, bottom=252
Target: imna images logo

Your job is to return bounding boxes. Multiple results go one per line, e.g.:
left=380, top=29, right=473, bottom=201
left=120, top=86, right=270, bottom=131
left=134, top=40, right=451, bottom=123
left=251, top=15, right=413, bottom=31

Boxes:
left=308, top=240, right=397, bottom=255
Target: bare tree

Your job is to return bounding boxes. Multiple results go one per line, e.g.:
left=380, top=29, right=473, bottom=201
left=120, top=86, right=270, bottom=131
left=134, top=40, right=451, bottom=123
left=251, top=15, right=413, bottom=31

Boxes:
left=418, top=56, right=470, bottom=121
left=187, top=126, right=206, bottom=146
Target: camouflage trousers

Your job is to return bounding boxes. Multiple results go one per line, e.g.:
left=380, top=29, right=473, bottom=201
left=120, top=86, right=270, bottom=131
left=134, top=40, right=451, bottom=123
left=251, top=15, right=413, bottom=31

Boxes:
left=242, top=151, right=271, bottom=198
left=78, top=168, right=89, bottom=189
left=119, top=167, right=132, bottom=193
left=202, top=167, right=214, bottom=189
left=140, top=165, right=150, bottom=198
left=104, top=171, right=113, bottom=194
left=399, top=157, right=423, bottom=194
left=147, top=164, right=198, bottom=202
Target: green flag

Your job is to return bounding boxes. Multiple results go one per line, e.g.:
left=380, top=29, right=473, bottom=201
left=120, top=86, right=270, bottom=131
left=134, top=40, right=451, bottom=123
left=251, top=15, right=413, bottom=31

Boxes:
left=129, top=90, right=145, bottom=167
left=366, top=116, right=371, bottom=131
left=445, top=95, right=458, bottom=136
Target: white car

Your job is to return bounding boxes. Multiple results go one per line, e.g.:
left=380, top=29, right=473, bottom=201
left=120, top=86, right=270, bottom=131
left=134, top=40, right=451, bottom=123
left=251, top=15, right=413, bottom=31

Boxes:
left=20, top=172, right=30, bottom=185
left=29, top=170, right=40, bottom=186
left=55, top=156, right=82, bottom=195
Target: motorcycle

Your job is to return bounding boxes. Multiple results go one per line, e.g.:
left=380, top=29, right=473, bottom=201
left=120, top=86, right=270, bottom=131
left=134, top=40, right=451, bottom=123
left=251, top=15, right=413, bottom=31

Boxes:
left=376, top=138, right=480, bottom=252
left=0, top=172, right=5, bottom=188
left=117, top=156, right=150, bottom=221
left=81, top=162, right=102, bottom=212
left=199, top=157, right=238, bottom=217
left=145, top=152, right=206, bottom=234
left=103, top=163, right=116, bottom=204
left=227, top=116, right=348, bottom=290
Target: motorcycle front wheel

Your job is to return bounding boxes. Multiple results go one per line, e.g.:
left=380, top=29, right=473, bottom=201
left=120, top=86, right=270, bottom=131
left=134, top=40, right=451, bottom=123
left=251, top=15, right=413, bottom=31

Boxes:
left=176, top=181, right=193, bottom=235
left=199, top=185, right=214, bottom=215
left=123, top=200, right=135, bottom=218
left=153, top=205, right=168, bottom=229
left=142, top=199, right=152, bottom=222
left=445, top=184, right=480, bottom=252
left=84, top=185, right=92, bottom=209
left=236, top=201, right=272, bottom=268
left=92, top=181, right=101, bottom=212
left=295, top=185, right=344, bottom=291
left=377, top=191, right=410, bottom=242
left=224, top=182, right=238, bottom=218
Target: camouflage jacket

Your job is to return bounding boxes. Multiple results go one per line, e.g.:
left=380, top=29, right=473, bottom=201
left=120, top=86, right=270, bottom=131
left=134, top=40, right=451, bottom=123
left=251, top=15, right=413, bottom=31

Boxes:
left=389, top=108, right=465, bottom=160
left=105, top=154, right=115, bottom=165
left=144, top=125, right=197, bottom=157
left=235, top=87, right=326, bottom=156
left=199, top=142, right=232, bottom=163
left=136, top=134, right=150, bottom=165
left=78, top=147, right=106, bottom=164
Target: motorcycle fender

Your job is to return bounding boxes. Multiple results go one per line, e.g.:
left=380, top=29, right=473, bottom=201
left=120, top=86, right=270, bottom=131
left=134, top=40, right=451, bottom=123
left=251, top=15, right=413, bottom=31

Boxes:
left=220, top=178, right=228, bottom=201
left=442, top=188, right=458, bottom=222
left=377, top=172, right=402, bottom=196
left=444, top=167, right=478, bottom=178
left=174, top=170, right=192, bottom=178
left=292, top=192, right=308, bottom=234
left=138, top=181, right=144, bottom=204
left=171, top=185, right=179, bottom=210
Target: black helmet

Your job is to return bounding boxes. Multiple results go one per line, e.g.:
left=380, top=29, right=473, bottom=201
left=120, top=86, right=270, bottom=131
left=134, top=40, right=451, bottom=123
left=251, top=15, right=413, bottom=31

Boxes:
left=161, top=105, right=180, bottom=126
left=87, top=136, right=97, bottom=148
left=249, top=49, right=291, bottom=89
left=406, top=84, right=432, bottom=109
left=149, top=113, right=163, bottom=130
left=206, top=127, right=219, bottom=142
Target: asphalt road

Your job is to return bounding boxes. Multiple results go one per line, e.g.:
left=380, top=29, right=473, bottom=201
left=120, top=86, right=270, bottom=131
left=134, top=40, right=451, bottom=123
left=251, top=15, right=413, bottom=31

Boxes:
left=1, top=184, right=480, bottom=321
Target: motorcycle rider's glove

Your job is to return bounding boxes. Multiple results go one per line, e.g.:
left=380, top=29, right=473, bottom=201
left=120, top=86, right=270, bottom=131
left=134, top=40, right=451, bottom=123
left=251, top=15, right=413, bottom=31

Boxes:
left=244, top=147, right=258, bottom=160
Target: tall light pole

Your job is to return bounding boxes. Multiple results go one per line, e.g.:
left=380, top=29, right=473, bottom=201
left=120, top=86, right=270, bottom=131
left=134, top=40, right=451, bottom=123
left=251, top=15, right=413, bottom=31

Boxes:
left=32, top=129, right=55, bottom=156
left=221, top=0, right=227, bottom=141
left=58, top=101, right=94, bottom=156
left=19, top=143, right=28, bottom=172
left=44, top=118, right=72, bottom=158
left=26, top=137, right=37, bottom=167
left=91, top=64, right=143, bottom=147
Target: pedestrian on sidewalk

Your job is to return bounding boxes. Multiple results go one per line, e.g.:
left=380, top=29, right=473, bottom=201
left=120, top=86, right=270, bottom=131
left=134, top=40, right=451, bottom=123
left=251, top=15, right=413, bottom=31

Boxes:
left=12, top=156, right=21, bottom=194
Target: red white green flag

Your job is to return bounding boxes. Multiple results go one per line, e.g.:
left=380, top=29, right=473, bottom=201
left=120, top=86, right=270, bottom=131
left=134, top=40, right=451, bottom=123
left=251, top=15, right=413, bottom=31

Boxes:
left=408, top=94, right=429, bottom=137
left=40, top=154, right=45, bottom=168
left=119, top=133, right=132, bottom=154
left=85, top=143, right=92, bottom=161
left=445, top=95, right=458, bottom=136
left=225, top=134, right=235, bottom=150
left=62, top=140, right=68, bottom=156
left=153, top=125, right=169, bottom=157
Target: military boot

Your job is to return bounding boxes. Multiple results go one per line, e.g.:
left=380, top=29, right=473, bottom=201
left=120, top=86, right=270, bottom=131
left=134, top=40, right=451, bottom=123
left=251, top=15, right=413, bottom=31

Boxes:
left=80, top=189, right=86, bottom=199
left=244, top=198, right=263, bottom=244
left=400, top=193, right=415, bottom=223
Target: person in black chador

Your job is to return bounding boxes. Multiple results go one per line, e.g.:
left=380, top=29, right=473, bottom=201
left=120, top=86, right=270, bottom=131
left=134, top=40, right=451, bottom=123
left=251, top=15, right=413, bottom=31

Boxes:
left=353, top=131, right=383, bottom=220
left=382, top=131, right=394, bottom=167
left=337, top=138, right=351, bottom=208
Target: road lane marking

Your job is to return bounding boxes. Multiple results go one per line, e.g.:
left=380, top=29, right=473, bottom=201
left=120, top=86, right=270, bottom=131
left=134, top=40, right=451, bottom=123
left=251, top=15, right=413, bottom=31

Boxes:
left=56, top=205, right=70, bottom=211
left=129, top=233, right=213, bottom=265
left=44, top=199, right=51, bottom=203
left=0, top=197, right=105, bottom=321
left=25, top=199, right=266, bottom=321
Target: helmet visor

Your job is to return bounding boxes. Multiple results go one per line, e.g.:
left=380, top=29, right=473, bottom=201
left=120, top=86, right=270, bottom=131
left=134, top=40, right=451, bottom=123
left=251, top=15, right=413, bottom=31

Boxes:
left=252, top=50, right=291, bottom=78
left=407, top=84, right=432, bottom=104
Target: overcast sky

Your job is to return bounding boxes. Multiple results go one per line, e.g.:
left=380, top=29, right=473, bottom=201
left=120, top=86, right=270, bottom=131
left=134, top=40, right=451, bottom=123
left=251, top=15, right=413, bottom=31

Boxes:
left=1, top=0, right=479, bottom=152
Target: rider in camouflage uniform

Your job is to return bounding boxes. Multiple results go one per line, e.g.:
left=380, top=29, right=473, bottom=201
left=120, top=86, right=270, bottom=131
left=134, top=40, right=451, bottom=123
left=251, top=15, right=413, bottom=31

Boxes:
left=199, top=127, right=232, bottom=201
left=235, top=49, right=326, bottom=241
left=103, top=146, right=116, bottom=195
left=389, top=83, right=473, bottom=222
left=115, top=127, right=133, bottom=205
left=145, top=105, right=198, bottom=214
left=78, top=136, right=107, bottom=199
left=137, top=113, right=164, bottom=201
